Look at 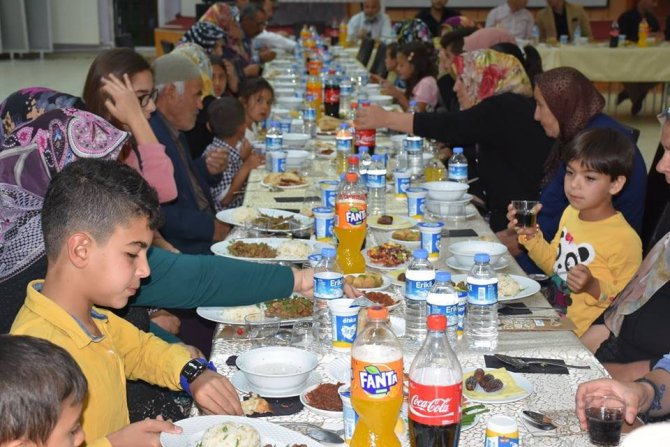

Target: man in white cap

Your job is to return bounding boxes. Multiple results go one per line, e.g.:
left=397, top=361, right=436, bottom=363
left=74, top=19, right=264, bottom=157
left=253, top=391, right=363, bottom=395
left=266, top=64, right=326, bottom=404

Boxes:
left=149, top=53, right=229, bottom=255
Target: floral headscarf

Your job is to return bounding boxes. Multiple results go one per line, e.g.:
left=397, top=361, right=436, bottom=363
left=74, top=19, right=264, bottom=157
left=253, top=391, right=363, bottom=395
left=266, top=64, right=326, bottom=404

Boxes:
left=179, top=21, right=225, bottom=55
left=441, top=15, right=476, bottom=34
left=171, top=43, right=214, bottom=98
left=0, top=108, right=127, bottom=281
left=199, top=2, right=246, bottom=62
left=453, top=49, right=532, bottom=106
left=394, top=19, right=433, bottom=46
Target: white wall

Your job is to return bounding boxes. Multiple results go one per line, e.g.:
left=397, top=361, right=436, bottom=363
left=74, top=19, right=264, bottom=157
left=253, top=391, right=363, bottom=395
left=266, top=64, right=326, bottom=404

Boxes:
left=52, top=0, right=100, bottom=45
left=181, top=0, right=198, bottom=17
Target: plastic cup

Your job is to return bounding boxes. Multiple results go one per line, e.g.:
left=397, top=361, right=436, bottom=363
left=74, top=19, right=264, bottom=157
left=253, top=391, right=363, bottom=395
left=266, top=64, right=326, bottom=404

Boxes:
left=313, top=207, right=335, bottom=243
left=618, top=34, right=626, bottom=45
left=268, top=150, right=287, bottom=173
left=393, top=170, right=411, bottom=199
left=327, top=299, right=359, bottom=351
left=586, top=395, right=625, bottom=446
left=559, top=34, right=569, bottom=45
left=338, top=384, right=358, bottom=443
left=418, top=222, right=444, bottom=260
left=406, top=187, right=428, bottom=220
left=485, top=415, right=519, bottom=445
left=512, top=200, right=539, bottom=228
left=319, top=180, right=339, bottom=207
left=244, top=313, right=280, bottom=341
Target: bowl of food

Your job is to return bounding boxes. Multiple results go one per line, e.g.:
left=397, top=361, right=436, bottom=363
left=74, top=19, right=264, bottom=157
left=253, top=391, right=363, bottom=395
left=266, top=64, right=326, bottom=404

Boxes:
left=390, top=229, right=421, bottom=249
left=448, top=240, right=507, bottom=267
left=363, top=84, right=382, bottom=95
left=422, top=181, right=469, bottom=201
left=274, top=87, right=295, bottom=98
left=283, top=133, right=310, bottom=149
left=276, top=96, right=303, bottom=110
left=236, top=346, right=318, bottom=393
left=284, top=149, right=310, bottom=168
left=368, top=95, right=394, bottom=106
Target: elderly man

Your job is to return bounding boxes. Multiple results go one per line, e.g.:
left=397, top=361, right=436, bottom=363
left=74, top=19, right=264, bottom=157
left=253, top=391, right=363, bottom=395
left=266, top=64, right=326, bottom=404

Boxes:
left=239, top=4, right=276, bottom=65
left=346, top=0, right=393, bottom=43
left=536, top=0, right=592, bottom=42
left=485, top=0, right=534, bottom=40
left=149, top=53, right=229, bottom=255
left=416, top=0, right=460, bottom=38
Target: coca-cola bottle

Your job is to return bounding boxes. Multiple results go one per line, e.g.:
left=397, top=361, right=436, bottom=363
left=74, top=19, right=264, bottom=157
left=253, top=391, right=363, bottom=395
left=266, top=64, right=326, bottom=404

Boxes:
left=408, top=314, right=463, bottom=447
left=354, top=100, right=376, bottom=156
left=324, top=69, right=341, bottom=118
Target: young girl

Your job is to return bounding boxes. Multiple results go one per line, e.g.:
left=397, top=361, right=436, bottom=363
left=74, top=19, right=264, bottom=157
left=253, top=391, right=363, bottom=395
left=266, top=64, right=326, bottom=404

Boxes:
left=370, top=42, right=405, bottom=90
left=382, top=41, right=438, bottom=112
left=238, top=77, right=274, bottom=142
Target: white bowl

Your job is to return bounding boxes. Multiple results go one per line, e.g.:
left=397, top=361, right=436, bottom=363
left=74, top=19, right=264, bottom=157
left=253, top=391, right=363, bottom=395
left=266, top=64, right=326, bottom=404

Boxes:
left=275, top=74, right=299, bottom=83
left=283, top=133, right=310, bottom=149
left=368, top=95, right=394, bottom=106
left=236, top=346, right=318, bottom=393
left=271, top=107, right=290, bottom=116
left=273, top=81, right=298, bottom=89
left=277, top=96, right=304, bottom=110
left=285, top=149, right=310, bottom=167
left=363, top=84, right=382, bottom=95
left=422, top=181, right=469, bottom=201
left=390, top=229, right=421, bottom=249
left=448, top=240, right=507, bottom=267
left=274, top=88, right=295, bottom=98
left=426, top=197, right=470, bottom=216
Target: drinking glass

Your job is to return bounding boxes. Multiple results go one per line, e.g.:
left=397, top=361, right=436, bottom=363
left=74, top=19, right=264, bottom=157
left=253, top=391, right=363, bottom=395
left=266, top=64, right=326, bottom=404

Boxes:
left=512, top=200, right=539, bottom=228
left=290, top=320, right=314, bottom=348
left=585, top=394, right=625, bottom=446
left=244, top=313, right=280, bottom=344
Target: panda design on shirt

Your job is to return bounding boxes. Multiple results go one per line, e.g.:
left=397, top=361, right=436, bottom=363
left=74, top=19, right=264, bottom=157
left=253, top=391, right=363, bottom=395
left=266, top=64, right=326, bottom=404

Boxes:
left=553, top=227, right=596, bottom=281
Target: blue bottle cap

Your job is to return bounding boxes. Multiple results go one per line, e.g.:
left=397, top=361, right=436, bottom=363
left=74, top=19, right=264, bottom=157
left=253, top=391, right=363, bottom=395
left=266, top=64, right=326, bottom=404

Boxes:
left=474, top=253, right=490, bottom=263
left=413, top=249, right=428, bottom=259
left=372, top=154, right=383, bottom=162
left=359, top=146, right=369, bottom=153
left=339, top=123, right=348, bottom=129
left=321, top=247, right=336, bottom=258
left=435, top=271, right=451, bottom=282
left=453, top=147, right=464, bottom=154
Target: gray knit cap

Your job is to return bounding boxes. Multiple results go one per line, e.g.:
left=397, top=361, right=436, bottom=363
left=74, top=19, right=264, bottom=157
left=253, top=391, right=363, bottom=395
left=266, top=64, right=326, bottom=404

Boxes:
left=152, top=53, right=201, bottom=86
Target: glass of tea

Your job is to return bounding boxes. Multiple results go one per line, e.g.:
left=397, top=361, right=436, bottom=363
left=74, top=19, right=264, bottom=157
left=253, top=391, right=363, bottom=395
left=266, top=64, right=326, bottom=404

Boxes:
left=585, top=394, right=625, bottom=446
left=512, top=200, right=539, bottom=228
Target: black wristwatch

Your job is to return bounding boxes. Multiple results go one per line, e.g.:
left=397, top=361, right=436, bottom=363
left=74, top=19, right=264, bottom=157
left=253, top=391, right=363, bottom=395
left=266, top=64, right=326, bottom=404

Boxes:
left=180, top=358, right=216, bottom=395
left=634, top=377, right=662, bottom=422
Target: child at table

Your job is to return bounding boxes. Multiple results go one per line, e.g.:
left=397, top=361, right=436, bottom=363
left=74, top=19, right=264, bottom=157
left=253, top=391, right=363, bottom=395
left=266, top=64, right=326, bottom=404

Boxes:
left=204, top=97, right=264, bottom=211
left=10, top=159, right=243, bottom=446
left=508, top=128, right=642, bottom=339
left=381, top=41, right=438, bottom=112
left=370, top=42, right=405, bottom=90
left=239, top=77, right=274, bottom=143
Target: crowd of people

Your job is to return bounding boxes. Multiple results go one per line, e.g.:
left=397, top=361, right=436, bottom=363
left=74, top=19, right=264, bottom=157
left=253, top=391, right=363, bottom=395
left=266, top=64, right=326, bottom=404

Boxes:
left=1, top=0, right=670, bottom=445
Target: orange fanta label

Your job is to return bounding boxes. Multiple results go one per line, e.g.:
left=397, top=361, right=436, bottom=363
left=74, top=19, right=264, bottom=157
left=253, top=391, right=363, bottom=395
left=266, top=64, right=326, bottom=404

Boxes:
left=335, top=199, right=367, bottom=231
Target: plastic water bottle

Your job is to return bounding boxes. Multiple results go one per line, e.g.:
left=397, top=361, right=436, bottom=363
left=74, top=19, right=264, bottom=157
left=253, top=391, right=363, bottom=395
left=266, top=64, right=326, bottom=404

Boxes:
left=427, top=271, right=459, bottom=346
left=405, top=135, right=423, bottom=180
left=466, top=253, right=498, bottom=351
left=573, top=22, right=582, bottom=43
left=367, top=154, right=386, bottom=217
left=336, top=123, right=354, bottom=175
left=358, top=146, right=372, bottom=186
left=405, top=249, right=436, bottom=339
left=447, top=147, right=468, bottom=183
left=408, top=99, right=419, bottom=114
left=265, top=121, right=283, bottom=172
left=531, top=24, right=540, bottom=45
left=340, top=79, right=353, bottom=116
left=313, top=247, right=344, bottom=344
left=304, top=95, right=317, bottom=138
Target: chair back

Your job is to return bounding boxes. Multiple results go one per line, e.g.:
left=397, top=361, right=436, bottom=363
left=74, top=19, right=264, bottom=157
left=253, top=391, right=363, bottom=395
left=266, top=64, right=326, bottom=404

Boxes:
left=357, top=37, right=375, bottom=66
left=369, top=42, right=387, bottom=77
left=161, top=40, right=175, bottom=55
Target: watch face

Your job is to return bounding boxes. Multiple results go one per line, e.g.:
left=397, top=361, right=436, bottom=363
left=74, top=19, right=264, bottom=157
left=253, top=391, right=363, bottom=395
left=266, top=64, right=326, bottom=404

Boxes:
left=183, top=359, right=206, bottom=383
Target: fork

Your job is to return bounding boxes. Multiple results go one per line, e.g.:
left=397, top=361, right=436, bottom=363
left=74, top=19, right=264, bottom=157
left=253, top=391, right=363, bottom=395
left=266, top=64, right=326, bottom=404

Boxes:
left=494, top=353, right=591, bottom=370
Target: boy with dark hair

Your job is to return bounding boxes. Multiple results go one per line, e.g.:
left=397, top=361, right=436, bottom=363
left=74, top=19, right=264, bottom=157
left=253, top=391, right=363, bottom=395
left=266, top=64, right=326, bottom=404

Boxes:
left=509, top=127, right=642, bottom=339
left=0, top=335, right=87, bottom=447
left=11, top=159, right=242, bottom=447
left=205, top=96, right=264, bottom=210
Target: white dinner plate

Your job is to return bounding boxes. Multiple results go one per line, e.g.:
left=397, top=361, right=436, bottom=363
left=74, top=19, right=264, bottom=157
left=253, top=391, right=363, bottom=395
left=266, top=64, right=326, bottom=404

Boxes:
left=216, top=207, right=312, bottom=233
left=427, top=204, right=478, bottom=220
left=261, top=178, right=309, bottom=189
left=362, top=247, right=413, bottom=271
left=367, top=214, right=417, bottom=230
left=344, top=272, right=392, bottom=292
left=230, top=370, right=322, bottom=398
left=385, top=268, right=407, bottom=287
left=211, top=238, right=331, bottom=262
left=195, top=305, right=311, bottom=326
left=462, top=369, right=534, bottom=404
left=446, top=256, right=510, bottom=272
left=450, top=274, right=541, bottom=302
left=160, top=415, right=322, bottom=447
left=300, top=384, right=343, bottom=418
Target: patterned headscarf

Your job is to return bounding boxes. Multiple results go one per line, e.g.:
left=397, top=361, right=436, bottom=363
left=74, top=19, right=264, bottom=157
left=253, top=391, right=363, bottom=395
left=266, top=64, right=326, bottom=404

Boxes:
left=463, top=28, right=516, bottom=51
left=453, top=49, right=532, bottom=106
left=394, top=19, right=433, bottom=46
left=0, top=108, right=127, bottom=281
left=441, top=15, right=476, bottom=34
left=199, top=2, right=246, bottom=61
left=171, top=43, right=214, bottom=97
left=179, top=21, right=226, bottom=54
left=535, top=67, right=605, bottom=143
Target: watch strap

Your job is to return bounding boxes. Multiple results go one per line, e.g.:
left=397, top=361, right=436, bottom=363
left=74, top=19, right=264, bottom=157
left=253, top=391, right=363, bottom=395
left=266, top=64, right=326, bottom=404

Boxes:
left=634, top=377, right=661, bottom=422
left=180, top=358, right=217, bottom=396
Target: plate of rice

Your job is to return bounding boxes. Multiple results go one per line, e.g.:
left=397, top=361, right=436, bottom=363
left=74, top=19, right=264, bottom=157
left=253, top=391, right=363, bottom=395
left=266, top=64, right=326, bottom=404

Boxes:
left=160, top=415, right=321, bottom=447
left=211, top=238, right=332, bottom=262
left=450, top=274, right=541, bottom=302
left=197, top=294, right=313, bottom=325
left=216, top=207, right=312, bottom=233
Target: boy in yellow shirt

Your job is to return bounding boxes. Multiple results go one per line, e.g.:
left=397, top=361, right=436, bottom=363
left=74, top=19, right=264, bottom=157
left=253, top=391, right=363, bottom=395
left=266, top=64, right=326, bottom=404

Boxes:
left=11, top=159, right=242, bottom=447
left=508, top=128, right=642, bottom=338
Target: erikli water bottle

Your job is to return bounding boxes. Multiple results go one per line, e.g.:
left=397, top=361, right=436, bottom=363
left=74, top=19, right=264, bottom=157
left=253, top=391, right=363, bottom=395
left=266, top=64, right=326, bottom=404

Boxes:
left=466, top=253, right=498, bottom=351
left=405, top=249, right=436, bottom=338
left=426, top=271, right=459, bottom=346
left=447, top=147, right=467, bottom=183
left=313, top=247, right=344, bottom=344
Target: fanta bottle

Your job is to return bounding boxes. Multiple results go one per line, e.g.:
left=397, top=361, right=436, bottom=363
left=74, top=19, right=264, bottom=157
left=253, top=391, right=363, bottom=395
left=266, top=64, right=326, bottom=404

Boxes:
left=351, top=306, right=404, bottom=447
left=335, top=172, right=367, bottom=273
left=340, top=20, right=348, bottom=48
left=306, top=74, right=323, bottom=120
left=300, top=24, right=310, bottom=43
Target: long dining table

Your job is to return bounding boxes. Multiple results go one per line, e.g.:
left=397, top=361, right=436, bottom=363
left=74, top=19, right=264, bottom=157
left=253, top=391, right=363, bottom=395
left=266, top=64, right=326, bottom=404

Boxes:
left=198, top=146, right=622, bottom=446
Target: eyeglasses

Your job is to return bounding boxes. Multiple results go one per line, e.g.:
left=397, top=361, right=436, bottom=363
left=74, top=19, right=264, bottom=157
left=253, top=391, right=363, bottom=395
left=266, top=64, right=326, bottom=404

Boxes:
left=137, top=88, right=158, bottom=107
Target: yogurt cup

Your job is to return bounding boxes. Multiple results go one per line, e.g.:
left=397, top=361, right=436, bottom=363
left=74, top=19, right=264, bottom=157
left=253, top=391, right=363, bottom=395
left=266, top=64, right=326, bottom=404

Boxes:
left=485, top=415, right=519, bottom=446
left=268, top=150, right=287, bottom=173
left=319, top=180, right=339, bottom=208
left=327, top=299, right=359, bottom=351
left=406, top=187, right=428, bottom=219
left=418, top=221, right=444, bottom=260
left=313, top=207, right=334, bottom=243
left=393, top=170, right=411, bottom=199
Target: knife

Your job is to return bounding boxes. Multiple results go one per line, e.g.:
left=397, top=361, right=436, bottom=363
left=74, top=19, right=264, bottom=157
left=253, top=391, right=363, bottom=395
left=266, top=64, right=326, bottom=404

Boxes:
left=520, top=410, right=557, bottom=430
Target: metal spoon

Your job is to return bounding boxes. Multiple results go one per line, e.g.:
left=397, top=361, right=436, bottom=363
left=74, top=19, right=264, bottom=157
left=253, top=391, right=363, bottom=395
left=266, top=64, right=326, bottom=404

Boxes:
left=277, top=422, right=345, bottom=444
left=494, top=353, right=591, bottom=370
left=521, top=410, right=557, bottom=430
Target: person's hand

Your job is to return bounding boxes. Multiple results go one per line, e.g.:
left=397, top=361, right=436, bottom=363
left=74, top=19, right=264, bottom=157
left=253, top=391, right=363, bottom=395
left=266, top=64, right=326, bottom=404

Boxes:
left=206, top=148, right=229, bottom=175
left=222, top=60, right=240, bottom=93
left=180, top=344, right=205, bottom=359
left=101, top=73, right=146, bottom=127
left=292, top=267, right=357, bottom=299
left=354, top=104, right=388, bottom=130
left=259, top=48, right=276, bottom=63
left=190, top=370, right=244, bottom=415
left=506, top=202, right=542, bottom=239
left=567, top=264, right=595, bottom=295
left=244, top=153, right=264, bottom=170
left=495, top=228, right=523, bottom=257
left=106, top=416, right=181, bottom=447
left=244, top=64, right=262, bottom=77
left=150, top=309, right=181, bottom=335
left=575, top=379, right=644, bottom=429
left=369, top=73, right=384, bottom=84
left=381, top=85, right=403, bottom=99
left=213, top=220, right=230, bottom=242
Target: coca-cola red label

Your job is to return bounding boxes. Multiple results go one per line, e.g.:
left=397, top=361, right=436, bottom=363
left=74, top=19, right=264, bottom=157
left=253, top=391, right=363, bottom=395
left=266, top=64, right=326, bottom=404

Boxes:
left=355, top=129, right=375, bottom=147
left=409, top=380, right=462, bottom=426
left=325, top=88, right=340, bottom=104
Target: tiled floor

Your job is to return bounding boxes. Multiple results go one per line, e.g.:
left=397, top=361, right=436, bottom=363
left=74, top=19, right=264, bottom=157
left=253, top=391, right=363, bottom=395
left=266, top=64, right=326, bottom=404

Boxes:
left=0, top=52, right=663, bottom=170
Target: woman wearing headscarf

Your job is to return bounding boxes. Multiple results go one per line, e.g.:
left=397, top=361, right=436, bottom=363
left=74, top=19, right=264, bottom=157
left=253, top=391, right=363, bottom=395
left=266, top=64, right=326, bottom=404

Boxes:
left=356, top=49, right=554, bottom=232
left=440, top=15, right=476, bottom=35
left=393, top=18, right=433, bottom=46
